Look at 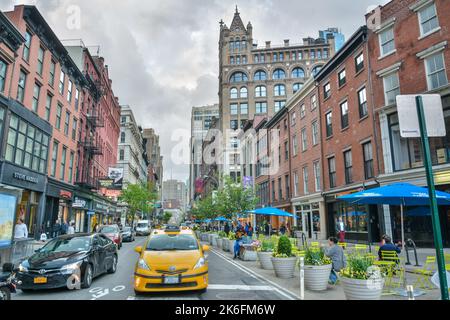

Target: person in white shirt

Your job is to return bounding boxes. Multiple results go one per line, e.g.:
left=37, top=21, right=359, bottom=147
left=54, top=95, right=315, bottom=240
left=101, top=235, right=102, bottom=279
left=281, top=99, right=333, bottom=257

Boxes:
left=14, top=219, right=28, bottom=239
left=67, top=221, right=75, bottom=235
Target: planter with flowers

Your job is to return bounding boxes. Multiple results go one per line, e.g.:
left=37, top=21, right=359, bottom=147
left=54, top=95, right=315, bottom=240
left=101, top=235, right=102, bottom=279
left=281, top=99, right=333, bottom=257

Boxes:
left=340, top=254, right=384, bottom=300
left=303, top=247, right=332, bottom=291
left=271, top=236, right=298, bottom=278
left=227, top=232, right=236, bottom=254
left=257, top=238, right=275, bottom=270
left=216, top=231, right=227, bottom=249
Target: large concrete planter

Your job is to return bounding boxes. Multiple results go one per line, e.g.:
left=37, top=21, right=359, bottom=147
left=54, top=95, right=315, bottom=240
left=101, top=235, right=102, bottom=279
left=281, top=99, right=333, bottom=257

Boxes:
left=271, top=257, right=298, bottom=279
left=241, top=247, right=257, bottom=261
left=200, top=233, right=208, bottom=242
left=304, top=264, right=332, bottom=291
left=228, top=239, right=236, bottom=254
left=341, top=277, right=384, bottom=300
left=211, top=234, right=219, bottom=247
left=257, top=251, right=274, bottom=270
left=216, top=238, right=223, bottom=248
left=222, top=239, right=229, bottom=252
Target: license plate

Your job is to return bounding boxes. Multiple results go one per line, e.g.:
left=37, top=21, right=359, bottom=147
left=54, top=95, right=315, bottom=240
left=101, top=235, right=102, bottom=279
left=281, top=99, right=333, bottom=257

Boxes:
left=164, top=276, right=179, bottom=284
left=34, top=277, right=47, bottom=284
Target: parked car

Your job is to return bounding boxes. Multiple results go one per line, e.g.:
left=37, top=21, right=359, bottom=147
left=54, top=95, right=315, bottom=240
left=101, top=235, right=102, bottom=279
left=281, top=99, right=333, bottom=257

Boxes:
left=135, top=220, right=151, bottom=236
left=121, top=226, right=136, bottom=242
left=16, top=234, right=118, bottom=291
left=98, top=225, right=122, bottom=249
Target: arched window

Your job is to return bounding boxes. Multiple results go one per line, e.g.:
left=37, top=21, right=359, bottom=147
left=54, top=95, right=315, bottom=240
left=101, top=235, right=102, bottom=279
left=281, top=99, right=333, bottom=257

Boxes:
left=292, top=67, right=305, bottom=78
left=240, top=87, right=248, bottom=98
left=272, top=68, right=286, bottom=80
left=274, top=84, right=286, bottom=97
left=254, top=70, right=267, bottom=81
left=293, top=83, right=304, bottom=94
left=230, top=88, right=238, bottom=99
left=255, top=85, right=267, bottom=97
left=312, top=65, right=323, bottom=77
left=230, top=71, right=248, bottom=83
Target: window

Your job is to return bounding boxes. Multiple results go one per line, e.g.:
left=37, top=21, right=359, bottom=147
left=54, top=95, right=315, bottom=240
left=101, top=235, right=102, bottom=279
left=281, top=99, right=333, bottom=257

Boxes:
left=309, top=96, right=317, bottom=112
left=68, top=152, right=74, bottom=184
left=323, top=49, right=329, bottom=59
left=301, top=128, right=307, bottom=151
left=230, top=120, right=238, bottom=130
left=230, top=88, right=238, bottom=99
left=51, top=140, right=59, bottom=177
left=328, top=157, right=336, bottom=188
left=300, top=104, right=306, bottom=118
left=23, top=31, right=32, bottom=62
left=240, top=87, right=248, bottom=98
left=291, top=112, right=296, bottom=126
left=292, top=52, right=297, bottom=61
left=236, top=56, right=241, bottom=64
left=32, top=83, right=41, bottom=112
left=240, top=103, right=248, bottom=115
left=67, top=80, right=73, bottom=102
left=59, top=70, right=65, bottom=95
left=273, top=69, right=286, bottom=80
left=119, top=149, right=125, bottom=161
left=418, top=3, right=439, bottom=36
left=230, top=72, right=248, bottom=83
left=120, top=132, right=126, bottom=143
left=323, top=82, right=331, bottom=99
left=121, top=116, right=127, bottom=123
left=64, top=111, right=70, bottom=136
left=294, top=172, right=299, bottom=196
left=272, top=180, right=276, bottom=201
left=242, top=56, right=247, bottom=64
left=230, top=57, right=235, bottom=64
left=75, top=89, right=80, bottom=111
left=293, top=135, right=298, bottom=156
left=425, top=52, right=448, bottom=90
left=363, top=142, right=374, bottom=179
left=0, top=60, right=7, bottom=93
left=284, top=141, right=289, bottom=160
left=260, top=54, right=265, bottom=62
left=274, top=101, right=285, bottom=113
left=49, top=60, right=56, bottom=86
left=37, top=47, right=44, bottom=76
left=379, top=26, right=395, bottom=56
left=231, top=137, right=239, bottom=148
left=338, top=69, right=346, bottom=87
left=310, top=50, right=316, bottom=59
left=355, top=53, right=364, bottom=73
left=230, top=103, right=238, bottom=115
left=17, top=70, right=27, bottom=103
left=60, top=147, right=67, bottom=181
left=312, top=66, right=322, bottom=76
left=255, top=85, right=267, bottom=97
left=273, top=53, right=278, bottom=62
left=279, top=53, right=284, bottom=61
left=274, top=84, right=286, bottom=96
left=340, top=101, right=349, bottom=129
left=314, top=161, right=321, bottom=192
left=358, top=87, right=368, bottom=118
left=303, top=167, right=309, bottom=195
left=326, top=111, right=333, bottom=137
left=383, top=72, right=400, bottom=105
left=317, top=50, right=322, bottom=59
left=72, top=118, right=77, bottom=140
left=278, top=177, right=282, bottom=200
left=254, top=70, right=267, bottom=81
left=312, top=121, right=319, bottom=145
left=45, top=94, right=52, bottom=121
left=292, top=67, right=305, bottom=78
left=254, top=55, right=259, bottom=63
left=344, top=150, right=353, bottom=184
left=55, top=104, right=62, bottom=130
left=293, top=83, right=303, bottom=93
left=256, top=102, right=267, bottom=114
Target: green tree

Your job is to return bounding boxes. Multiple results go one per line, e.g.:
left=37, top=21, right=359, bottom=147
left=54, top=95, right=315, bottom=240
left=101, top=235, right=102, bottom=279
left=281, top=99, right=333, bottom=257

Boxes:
left=119, top=182, right=158, bottom=225
left=191, top=194, right=216, bottom=221
left=162, top=211, right=172, bottom=224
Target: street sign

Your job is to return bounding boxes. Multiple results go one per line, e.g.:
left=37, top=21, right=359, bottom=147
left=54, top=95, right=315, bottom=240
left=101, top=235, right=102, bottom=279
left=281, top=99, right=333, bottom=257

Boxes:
left=397, top=95, right=445, bottom=138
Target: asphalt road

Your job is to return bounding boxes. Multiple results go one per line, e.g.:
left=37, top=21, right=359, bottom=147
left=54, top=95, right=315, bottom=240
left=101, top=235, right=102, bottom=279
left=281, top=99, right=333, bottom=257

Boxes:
left=12, top=235, right=295, bottom=300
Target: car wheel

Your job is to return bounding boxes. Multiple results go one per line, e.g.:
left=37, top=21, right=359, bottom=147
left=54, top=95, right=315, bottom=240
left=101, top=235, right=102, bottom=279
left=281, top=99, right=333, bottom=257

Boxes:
left=134, top=289, right=144, bottom=296
left=198, top=288, right=207, bottom=294
left=81, top=264, right=93, bottom=289
left=108, top=255, right=118, bottom=274
left=0, top=287, right=11, bottom=300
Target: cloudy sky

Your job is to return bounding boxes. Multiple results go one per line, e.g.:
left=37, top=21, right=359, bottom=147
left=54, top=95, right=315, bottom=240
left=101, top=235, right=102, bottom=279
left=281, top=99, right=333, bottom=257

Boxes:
left=1, top=0, right=389, bottom=183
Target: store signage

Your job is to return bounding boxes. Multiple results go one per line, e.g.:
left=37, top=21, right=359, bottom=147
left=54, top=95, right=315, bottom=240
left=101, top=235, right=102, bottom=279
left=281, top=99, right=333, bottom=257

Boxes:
left=108, top=167, right=123, bottom=190
left=94, top=202, right=109, bottom=211
left=99, top=179, right=114, bottom=188
left=73, top=197, right=87, bottom=208
left=60, top=190, right=72, bottom=199
left=13, top=172, right=38, bottom=184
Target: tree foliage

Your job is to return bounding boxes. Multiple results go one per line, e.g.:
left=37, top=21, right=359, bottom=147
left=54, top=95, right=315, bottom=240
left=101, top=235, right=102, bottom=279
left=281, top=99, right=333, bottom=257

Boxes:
left=119, top=182, right=158, bottom=218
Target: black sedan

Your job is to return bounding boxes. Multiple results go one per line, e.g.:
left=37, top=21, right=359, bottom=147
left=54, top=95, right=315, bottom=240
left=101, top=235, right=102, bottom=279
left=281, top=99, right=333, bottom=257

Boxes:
left=16, top=233, right=118, bottom=292
left=120, top=226, right=135, bottom=242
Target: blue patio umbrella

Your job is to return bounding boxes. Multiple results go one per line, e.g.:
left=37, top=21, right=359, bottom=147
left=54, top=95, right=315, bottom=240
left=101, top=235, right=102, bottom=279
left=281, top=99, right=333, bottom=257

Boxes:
left=214, top=216, right=229, bottom=222
left=246, top=207, right=294, bottom=217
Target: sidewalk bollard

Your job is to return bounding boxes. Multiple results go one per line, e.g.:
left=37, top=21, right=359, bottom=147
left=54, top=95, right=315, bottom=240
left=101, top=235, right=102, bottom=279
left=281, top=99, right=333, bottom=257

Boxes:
left=407, top=285, right=415, bottom=300
left=300, top=256, right=304, bottom=300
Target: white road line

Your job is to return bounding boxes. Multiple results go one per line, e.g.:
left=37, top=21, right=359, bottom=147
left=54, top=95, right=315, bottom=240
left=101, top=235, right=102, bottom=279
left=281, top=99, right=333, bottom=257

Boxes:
left=208, top=284, right=273, bottom=291
left=210, top=247, right=298, bottom=300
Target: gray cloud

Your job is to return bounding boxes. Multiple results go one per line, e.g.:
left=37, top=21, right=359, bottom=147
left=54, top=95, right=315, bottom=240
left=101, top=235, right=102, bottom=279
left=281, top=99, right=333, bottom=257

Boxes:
left=1, top=0, right=389, bottom=182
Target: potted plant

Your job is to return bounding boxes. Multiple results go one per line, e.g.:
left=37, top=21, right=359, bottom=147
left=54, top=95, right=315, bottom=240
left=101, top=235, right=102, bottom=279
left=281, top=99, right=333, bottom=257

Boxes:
left=227, top=232, right=236, bottom=254
left=222, top=232, right=230, bottom=252
left=216, top=231, right=227, bottom=248
left=271, top=236, right=298, bottom=279
left=303, top=247, right=332, bottom=291
left=340, top=254, right=384, bottom=300
left=257, top=238, right=274, bottom=270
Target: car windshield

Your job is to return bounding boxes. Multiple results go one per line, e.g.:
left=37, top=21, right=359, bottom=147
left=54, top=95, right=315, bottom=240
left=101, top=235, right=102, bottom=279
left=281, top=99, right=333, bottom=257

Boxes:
left=137, top=223, right=148, bottom=228
left=40, top=237, right=91, bottom=253
left=146, top=234, right=198, bottom=251
left=99, top=226, right=118, bottom=233
left=122, top=227, right=131, bottom=232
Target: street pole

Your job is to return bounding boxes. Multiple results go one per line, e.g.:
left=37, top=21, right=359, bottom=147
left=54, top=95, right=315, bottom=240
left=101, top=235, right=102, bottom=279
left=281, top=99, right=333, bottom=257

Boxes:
left=416, top=96, right=449, bottom=300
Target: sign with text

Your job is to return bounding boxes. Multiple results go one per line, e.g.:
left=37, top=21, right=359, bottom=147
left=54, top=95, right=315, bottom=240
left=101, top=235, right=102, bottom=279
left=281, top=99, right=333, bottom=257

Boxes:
left=0, top=194, right=17, bottom=248
left=397, top=95, right=446, bottom=138
left=108, top=167, right=123, bottom=190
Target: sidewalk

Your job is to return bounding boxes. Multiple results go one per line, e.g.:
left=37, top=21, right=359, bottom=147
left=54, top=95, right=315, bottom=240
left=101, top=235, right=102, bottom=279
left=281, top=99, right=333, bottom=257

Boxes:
left=208, top=242, right=444, bottom=300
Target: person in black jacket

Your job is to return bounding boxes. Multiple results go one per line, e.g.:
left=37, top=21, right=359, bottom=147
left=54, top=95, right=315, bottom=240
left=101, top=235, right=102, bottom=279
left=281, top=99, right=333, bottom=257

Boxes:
left=224, top=222, right=230, bottom=235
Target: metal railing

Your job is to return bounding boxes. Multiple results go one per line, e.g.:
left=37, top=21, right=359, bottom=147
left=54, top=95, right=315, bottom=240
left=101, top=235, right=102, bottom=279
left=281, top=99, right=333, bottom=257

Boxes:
left=405, top=238, right=421, bottom=267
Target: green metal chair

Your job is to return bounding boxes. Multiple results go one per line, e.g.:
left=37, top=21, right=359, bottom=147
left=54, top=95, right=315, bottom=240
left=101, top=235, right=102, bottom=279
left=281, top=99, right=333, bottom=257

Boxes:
left=413, top=256, right=436, bottom=290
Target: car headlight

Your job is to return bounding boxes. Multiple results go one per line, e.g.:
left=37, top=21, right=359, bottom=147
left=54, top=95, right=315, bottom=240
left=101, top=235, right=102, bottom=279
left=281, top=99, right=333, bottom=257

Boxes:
left=193, top=257, right=205, bottom=270
left=18, top=263, right=28, bottom=272
left=61, top=261, right=83, bottom=274
left=137, top=259, right=151, bottom=271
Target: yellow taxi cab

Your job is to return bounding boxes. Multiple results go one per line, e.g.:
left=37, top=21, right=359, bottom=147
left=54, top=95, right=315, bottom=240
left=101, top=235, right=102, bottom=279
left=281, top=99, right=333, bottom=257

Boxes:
left=133, top=225, right=209, bottom=294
